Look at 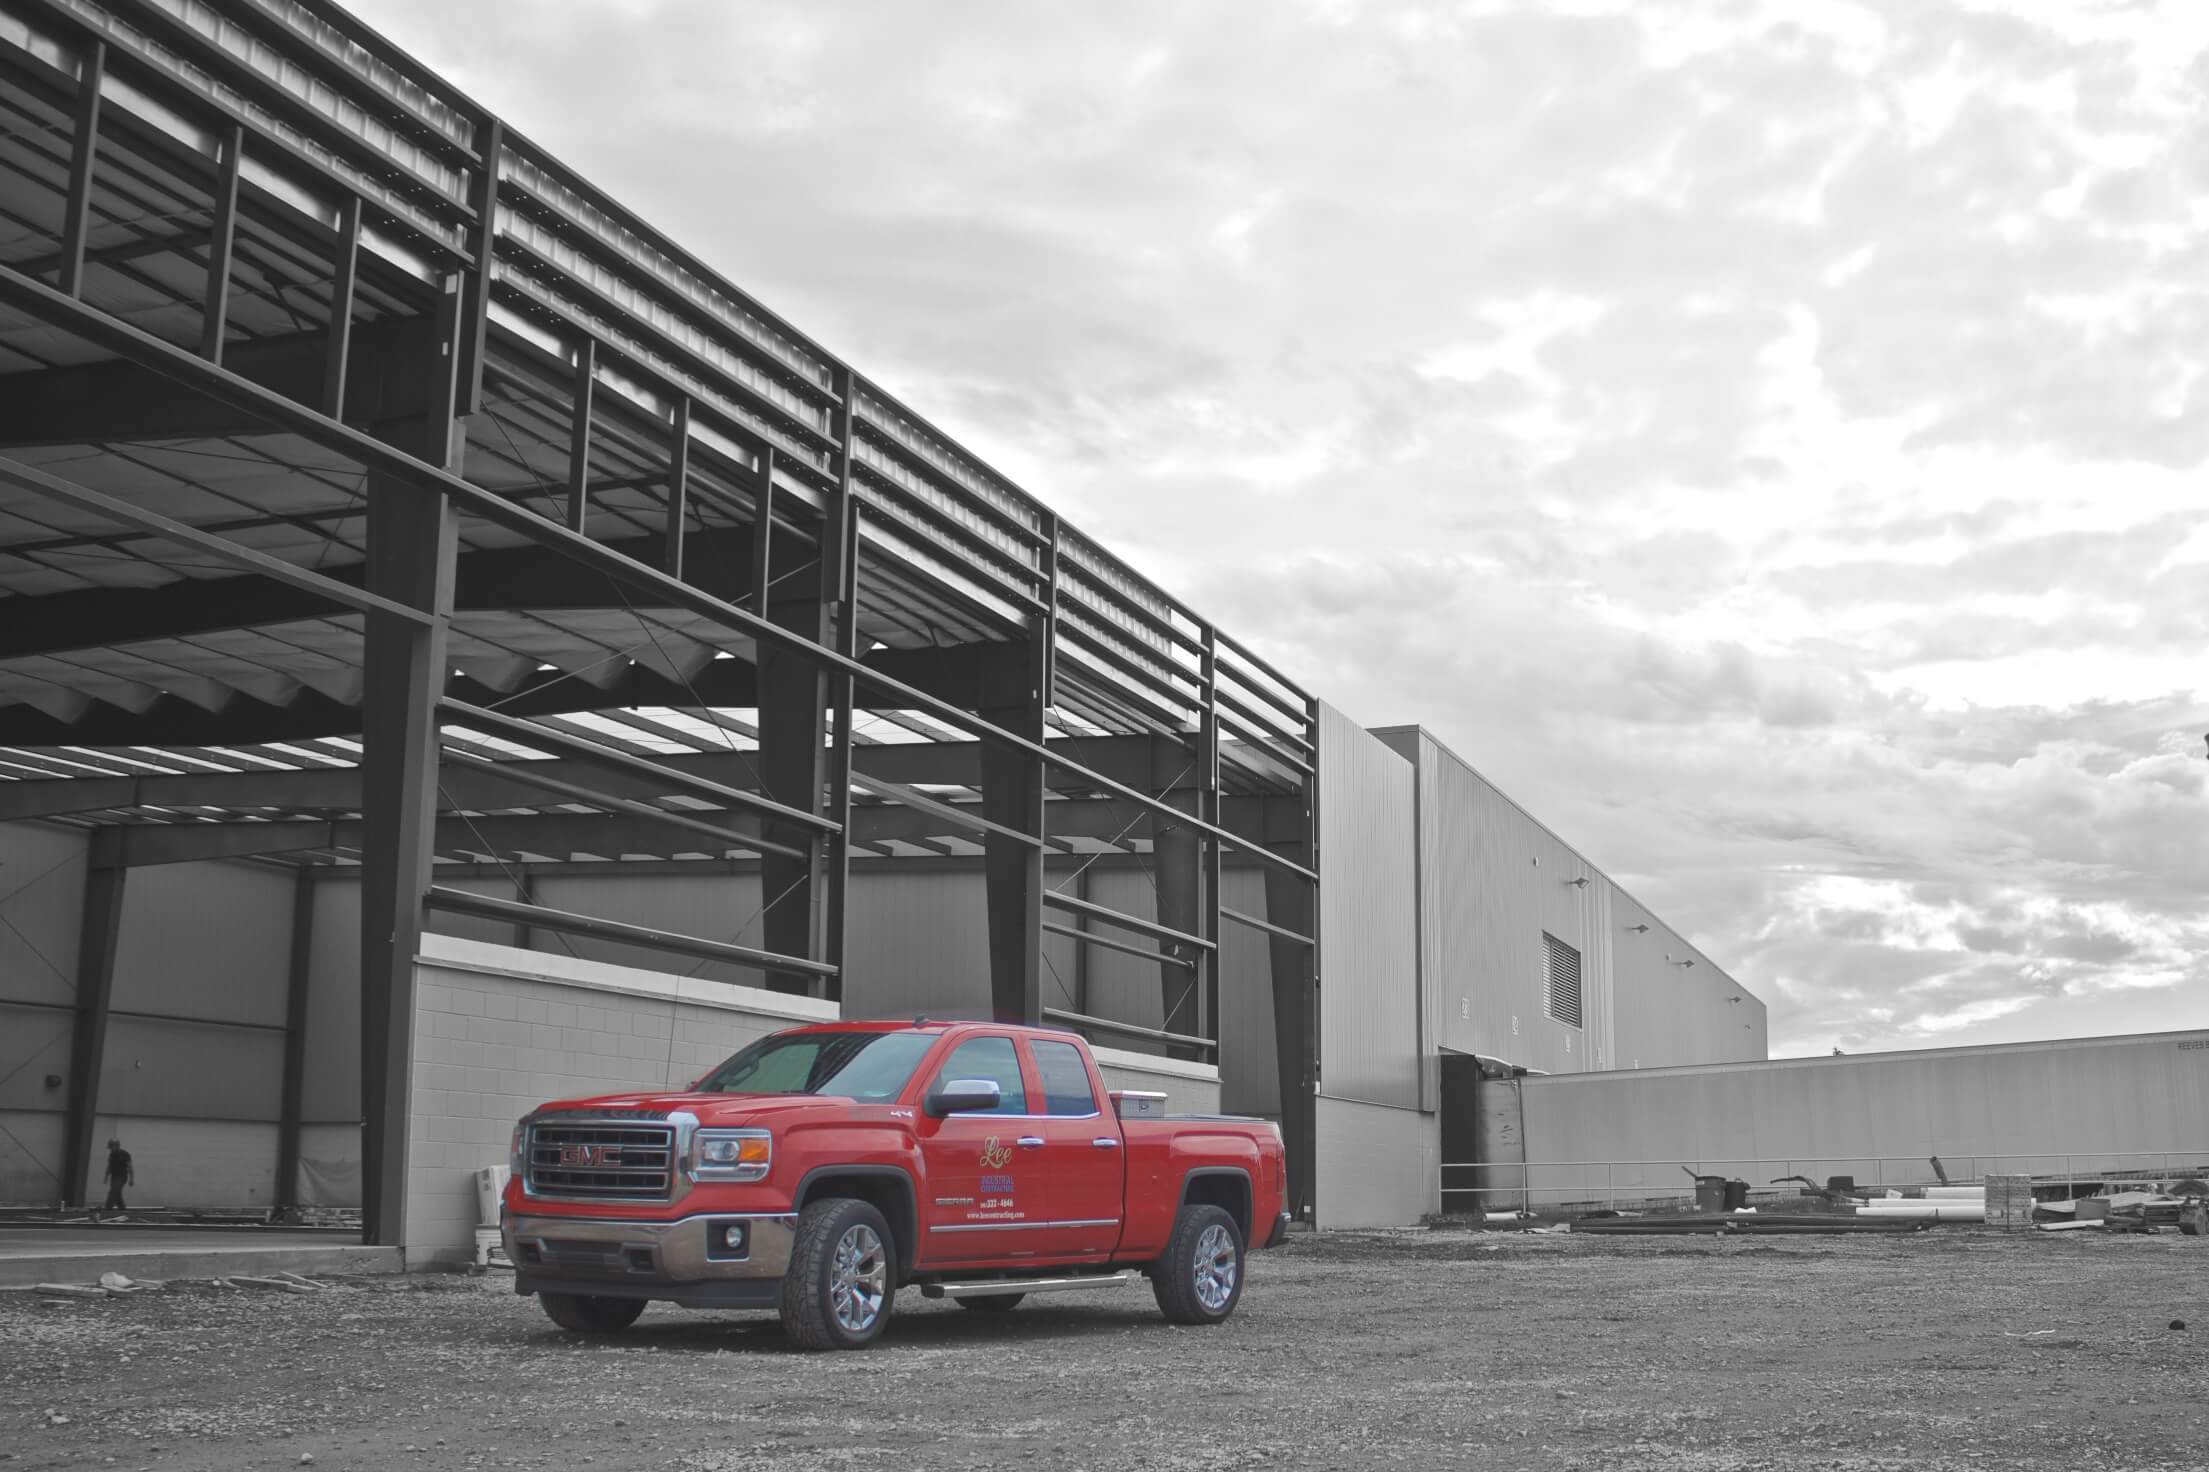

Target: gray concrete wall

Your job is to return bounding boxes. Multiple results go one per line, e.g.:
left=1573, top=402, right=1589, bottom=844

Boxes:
left=403, top=933, right=1220, bottom=1264
left=1512, top=1028, right=2209, bottom=1203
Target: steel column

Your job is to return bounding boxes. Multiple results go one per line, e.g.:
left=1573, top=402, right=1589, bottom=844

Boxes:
left=357, top=276, right=463, bottom=1249
left=978, top=631, right=1048, bottom=1025
left=273, top=864, right=314, bottom=1214
left=1198, top=625, right=1223, bottom=1053
left=1150, top=734, right=1204, bottom=1056
left=60, top=835, right=124, bottom=1208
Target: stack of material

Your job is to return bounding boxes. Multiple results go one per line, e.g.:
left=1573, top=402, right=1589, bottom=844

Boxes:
left=1985, top=1175, right=2034, bottom=1232
left=1856, top=1184, right=1986, bottom=1222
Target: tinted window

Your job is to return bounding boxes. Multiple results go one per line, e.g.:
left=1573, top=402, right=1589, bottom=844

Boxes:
left=696, top=1030, right=937, bottom=1101
left=931, top=1036, right=1027, bottom=1115
left=1031, top=1040, right=1097, bottom=1116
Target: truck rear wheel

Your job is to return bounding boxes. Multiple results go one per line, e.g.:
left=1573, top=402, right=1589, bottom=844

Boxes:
left=1152, top=1203, right=1244, bottom=1326
left=781, top=1197, right=896, bottom=1351
left=539, top=1292, right=645, bottom=1334
left=957, top=1292, right=1024, bottom=1312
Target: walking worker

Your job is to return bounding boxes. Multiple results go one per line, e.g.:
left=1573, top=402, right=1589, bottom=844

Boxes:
left=101, top=1136, right=133, bottom=1215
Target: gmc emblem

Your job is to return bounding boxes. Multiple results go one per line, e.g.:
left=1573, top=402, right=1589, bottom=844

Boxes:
left=558, top=1144, right=621, bottom=1167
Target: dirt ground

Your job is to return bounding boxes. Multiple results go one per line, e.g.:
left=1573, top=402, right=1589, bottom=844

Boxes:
left=2, top=1226, right=2203, bottom=1471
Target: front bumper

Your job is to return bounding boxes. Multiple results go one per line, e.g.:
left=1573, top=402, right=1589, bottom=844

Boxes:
left=505, top=1210, right=798, bottom=1310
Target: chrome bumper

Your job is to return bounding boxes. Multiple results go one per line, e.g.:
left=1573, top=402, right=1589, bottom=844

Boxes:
left=505, top=1211, right=798, bottom=1308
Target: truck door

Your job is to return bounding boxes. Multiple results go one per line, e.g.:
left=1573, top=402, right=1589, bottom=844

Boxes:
left=1024, top=1037, right=1124, bottom=1258
left=915, top=1033, right=1038, bottom=1265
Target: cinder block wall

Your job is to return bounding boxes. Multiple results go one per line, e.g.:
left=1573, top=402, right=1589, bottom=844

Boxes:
left=404, top=933, right=1220, bottom=1264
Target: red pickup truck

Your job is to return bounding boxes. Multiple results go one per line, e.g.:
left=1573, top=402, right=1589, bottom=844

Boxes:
left=501, top=1019, right=1289, bottom=1350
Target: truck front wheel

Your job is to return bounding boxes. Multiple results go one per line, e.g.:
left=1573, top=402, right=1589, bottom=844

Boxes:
left=781, top=1198, right=896, bottom=1351
left=1151, top=1204, right=1245, bottom=1326
left=539, top=1292, right=646, bottom=1334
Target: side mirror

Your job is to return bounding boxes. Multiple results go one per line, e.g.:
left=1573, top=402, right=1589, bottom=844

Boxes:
left=925, top=1078, right=1002, bottom=1117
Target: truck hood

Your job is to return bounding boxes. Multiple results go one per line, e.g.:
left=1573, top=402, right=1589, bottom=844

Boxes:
left=531, top=1091, right=862, bottom=1126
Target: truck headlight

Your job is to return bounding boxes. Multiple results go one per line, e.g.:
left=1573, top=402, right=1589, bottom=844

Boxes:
left=691, top=1128, right=771, bottom=1181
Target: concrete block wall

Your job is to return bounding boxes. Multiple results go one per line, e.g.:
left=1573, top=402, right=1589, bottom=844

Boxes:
left=403, top=933, right=1222, bottom=1264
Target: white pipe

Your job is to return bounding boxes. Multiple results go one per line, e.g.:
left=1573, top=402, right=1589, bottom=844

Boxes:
left=1855, top=1201, right=1986, bottom=1221
left=1925, top=1186, right=1986, bottom=1199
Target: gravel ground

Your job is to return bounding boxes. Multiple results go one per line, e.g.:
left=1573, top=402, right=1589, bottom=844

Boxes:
left=2, top=1227, right=2203, bottom=1471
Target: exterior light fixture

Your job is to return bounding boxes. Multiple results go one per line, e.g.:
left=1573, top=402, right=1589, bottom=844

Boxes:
left=1675, top=959, right=1696, bottom=969
left=1565, top=876, right=1590, bottom=889
left=1626, top=924, right=1650, bottom=933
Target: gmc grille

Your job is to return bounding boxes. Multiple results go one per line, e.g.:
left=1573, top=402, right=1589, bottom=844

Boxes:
left=527, top=1122, right=677, bottom=1201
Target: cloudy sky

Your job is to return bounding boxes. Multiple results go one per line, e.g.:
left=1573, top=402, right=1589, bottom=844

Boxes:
left=351, top=0, right=2209, bottom=1058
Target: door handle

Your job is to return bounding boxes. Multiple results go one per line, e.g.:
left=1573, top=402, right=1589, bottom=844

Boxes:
left=1016, top=1136, right=1045, bottom=1149
left=1092, top=1137, right=1120, bottom=1149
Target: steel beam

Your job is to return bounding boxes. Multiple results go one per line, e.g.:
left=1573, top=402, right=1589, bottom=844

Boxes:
left=439, top=697, right=832, bottom=832
left=0, top=257, right=1318, bottom=884
left=199, top=123, right=243, bottom=364
left=664, top=395, right=690, bottom=579
left=322, top=195, right=360, bottom=418
left=458, top=118, right=502, bottom=417
left=1041, top=918, right=1194, bottom=970
left=60, top=839, right=124, bottom=1207
left=55, top=38, right=102, bottom=298
left=0, top=453, right=434, bottom=628
left=0, top=734, right=1207, bottom=823
left=0, top=313, right=438, bottom=449
left=0, top=522, right=762, bottom=663
left=424, top=886, right=836, bottom=979
left=565, top=338, right=594, bottom=531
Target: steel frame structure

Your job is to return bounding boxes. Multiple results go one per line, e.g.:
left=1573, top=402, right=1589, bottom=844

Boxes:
left=0, top=0, right=1322, bottom=1241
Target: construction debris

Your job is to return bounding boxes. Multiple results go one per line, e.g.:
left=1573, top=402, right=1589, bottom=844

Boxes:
left=230, top=1275, right=320, bottom=1294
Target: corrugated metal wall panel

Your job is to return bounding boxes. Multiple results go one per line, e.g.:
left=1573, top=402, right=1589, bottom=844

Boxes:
left=1518, top=1030, right=2209, bottom=1189
left=1218, top=868, right=1278, bottom=1115
left=110, top=859, right=292, bottom=1026
left=839, top=870, right=993, bottom=1021
left=1316, top=702, right=1420, bottom=1109
left=1373, top=729, right=1761, bottom=1078
left=1314, top=1094, right=1440, bottom=1226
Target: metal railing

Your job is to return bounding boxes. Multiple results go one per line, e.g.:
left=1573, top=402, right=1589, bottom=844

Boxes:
left=1442, top=1151, right=2209, bottom=1214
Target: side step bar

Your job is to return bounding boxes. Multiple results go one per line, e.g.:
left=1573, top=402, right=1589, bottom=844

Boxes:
left=921, top=1271, right=1134, bottom=1300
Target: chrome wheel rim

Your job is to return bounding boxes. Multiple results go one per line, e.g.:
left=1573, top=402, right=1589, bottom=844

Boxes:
left=1192, top=1223, right=1237, bottom=1311
left=829, top=1223, right=887, bottom=1333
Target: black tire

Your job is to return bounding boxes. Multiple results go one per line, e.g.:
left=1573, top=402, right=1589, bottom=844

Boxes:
left=539, top=1292, right=645, bottom=1334
left=1152, top=1203, right=1245, bottom=1326
left=957, top=1292, right=1025, bottom=1313
left=780, top=1198, right=896, bottom=1351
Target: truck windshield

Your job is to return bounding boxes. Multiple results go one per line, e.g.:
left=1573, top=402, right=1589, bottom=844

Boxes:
left=694, top=1030, right=938, bottom=1101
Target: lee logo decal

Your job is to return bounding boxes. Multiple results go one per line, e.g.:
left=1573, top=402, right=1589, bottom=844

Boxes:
left=979, top=1136, right=1014, bottom=1169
